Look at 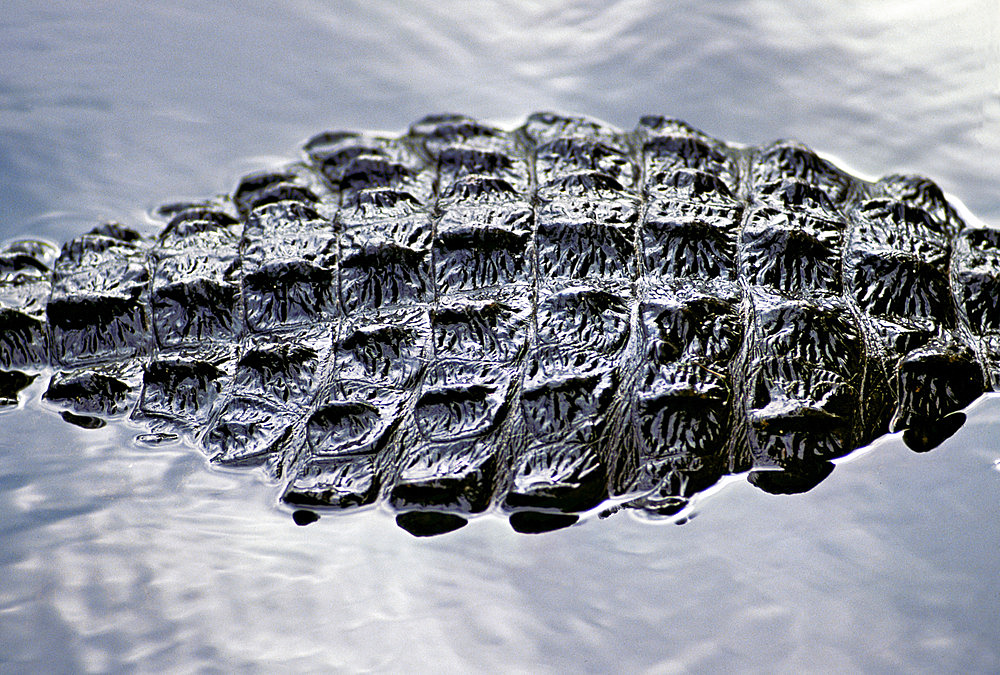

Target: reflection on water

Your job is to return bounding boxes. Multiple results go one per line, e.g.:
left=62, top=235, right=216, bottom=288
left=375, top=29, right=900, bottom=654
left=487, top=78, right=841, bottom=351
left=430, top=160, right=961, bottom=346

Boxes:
left=1, top=1, right=999, bottom=671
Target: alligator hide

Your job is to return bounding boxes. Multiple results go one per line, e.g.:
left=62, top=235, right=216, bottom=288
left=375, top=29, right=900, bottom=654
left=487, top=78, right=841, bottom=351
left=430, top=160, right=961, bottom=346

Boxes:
left=1, top=112, right=996, bottom=535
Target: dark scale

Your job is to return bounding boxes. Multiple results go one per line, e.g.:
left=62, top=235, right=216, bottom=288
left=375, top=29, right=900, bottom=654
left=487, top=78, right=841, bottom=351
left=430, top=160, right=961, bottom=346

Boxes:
left=1, top=112, right=995, bottom=535
left=150, top=208, right=243, bottom=349
left=0, top=240, right=56, bottom=369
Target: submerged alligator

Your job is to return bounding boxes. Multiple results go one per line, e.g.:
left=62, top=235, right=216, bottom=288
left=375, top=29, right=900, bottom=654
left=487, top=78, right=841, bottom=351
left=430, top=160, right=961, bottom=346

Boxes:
left=1, top=112, right=997, bottom=535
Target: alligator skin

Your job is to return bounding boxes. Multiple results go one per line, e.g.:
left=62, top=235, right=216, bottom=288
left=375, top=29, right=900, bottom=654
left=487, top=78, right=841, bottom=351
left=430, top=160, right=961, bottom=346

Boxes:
left=1, top=112, right=997, bottom=535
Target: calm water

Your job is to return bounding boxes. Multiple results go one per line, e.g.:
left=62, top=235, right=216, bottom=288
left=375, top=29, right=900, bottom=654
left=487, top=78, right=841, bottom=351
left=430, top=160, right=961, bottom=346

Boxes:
left=2, top=1, right=999, bottom=672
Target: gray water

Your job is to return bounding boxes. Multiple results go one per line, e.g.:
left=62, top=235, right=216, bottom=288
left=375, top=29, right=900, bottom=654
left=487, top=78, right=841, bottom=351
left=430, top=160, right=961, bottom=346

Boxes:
left=2, top=1, right=999, bottom=672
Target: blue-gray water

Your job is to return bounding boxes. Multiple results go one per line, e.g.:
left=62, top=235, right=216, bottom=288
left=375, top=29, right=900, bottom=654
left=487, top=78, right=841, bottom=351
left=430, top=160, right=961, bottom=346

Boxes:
left=2, top=1, right=999, bottom=672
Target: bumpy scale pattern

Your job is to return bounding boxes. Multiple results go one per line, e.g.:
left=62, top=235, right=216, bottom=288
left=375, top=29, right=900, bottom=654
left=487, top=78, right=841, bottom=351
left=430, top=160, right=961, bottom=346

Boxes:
left=1, top=113, right=995, bottom=535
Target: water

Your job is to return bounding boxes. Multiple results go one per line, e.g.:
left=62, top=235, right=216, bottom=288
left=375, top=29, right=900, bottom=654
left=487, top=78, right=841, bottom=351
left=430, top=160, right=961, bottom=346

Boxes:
left=2, top=1, right=999, bottom=671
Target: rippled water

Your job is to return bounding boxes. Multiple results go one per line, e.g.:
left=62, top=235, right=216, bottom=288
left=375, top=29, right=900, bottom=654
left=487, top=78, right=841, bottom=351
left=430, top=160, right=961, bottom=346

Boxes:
left=2, top=1, right=999, bottom=672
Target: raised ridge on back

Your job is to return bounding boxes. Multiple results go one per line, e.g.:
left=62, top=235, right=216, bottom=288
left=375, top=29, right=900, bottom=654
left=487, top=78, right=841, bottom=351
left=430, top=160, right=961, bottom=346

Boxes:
left=1, top=112, right=996, bottom=536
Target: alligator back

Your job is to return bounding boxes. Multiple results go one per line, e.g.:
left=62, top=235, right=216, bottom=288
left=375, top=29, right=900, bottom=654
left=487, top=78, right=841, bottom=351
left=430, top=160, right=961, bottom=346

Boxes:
left=1, top=112, right=996, bottom=535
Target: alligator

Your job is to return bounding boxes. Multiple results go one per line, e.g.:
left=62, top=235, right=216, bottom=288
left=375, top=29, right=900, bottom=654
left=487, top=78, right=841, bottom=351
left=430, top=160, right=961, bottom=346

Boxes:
left=1, top=112, right=997, bottom=536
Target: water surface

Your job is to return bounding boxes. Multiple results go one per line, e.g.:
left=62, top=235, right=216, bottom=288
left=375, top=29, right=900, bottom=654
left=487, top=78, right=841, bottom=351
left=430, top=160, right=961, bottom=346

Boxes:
left=1, top=2, right=999, bottom=672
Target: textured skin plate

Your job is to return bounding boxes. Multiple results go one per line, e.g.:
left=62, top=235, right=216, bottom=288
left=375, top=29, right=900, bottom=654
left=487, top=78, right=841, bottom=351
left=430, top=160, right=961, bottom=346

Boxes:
left=1, top=112, right=995, bottom=536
